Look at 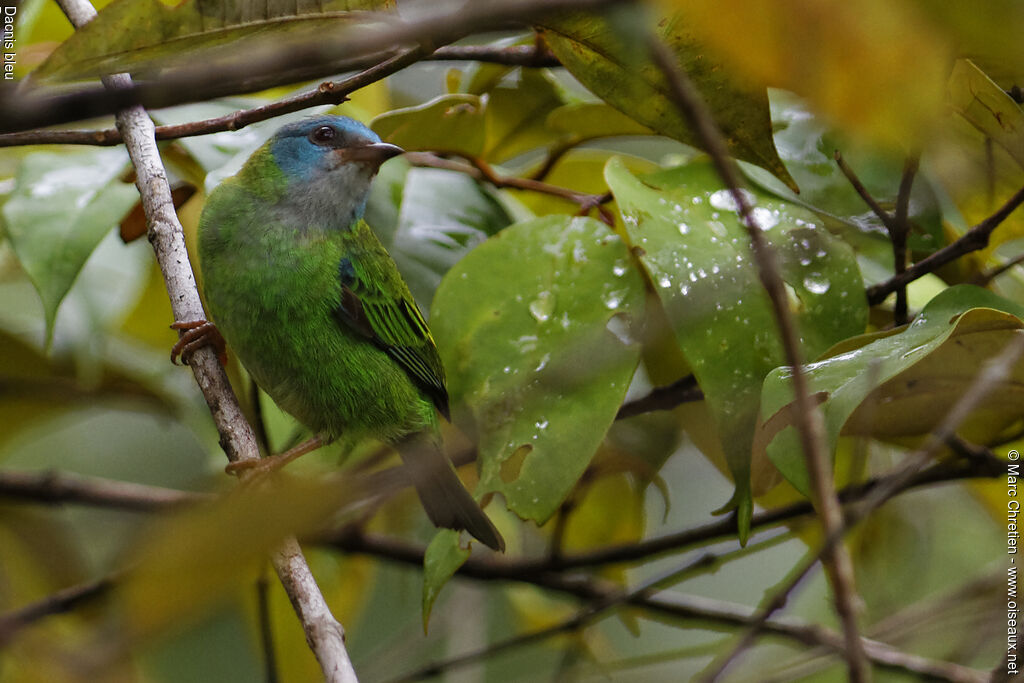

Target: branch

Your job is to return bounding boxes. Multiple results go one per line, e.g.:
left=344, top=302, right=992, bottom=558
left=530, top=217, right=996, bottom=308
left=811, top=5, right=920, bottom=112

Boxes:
left=890, top=156, right=919, bottom=325
left=390, top=538, right=791, bottom=683
left=0, top=0, right=625, bottom=135
left=616, top=375, right=703, bottom=419
left=345, top=534, right=986, bottom=683
left=325, top=448, right=1003, bottom=576
left=405, top=151, right=614, bottom=224
left=646, top=34, right=870, bottom=681
left=0, top=469, right=210, bottom=510
left=0, top=573, right=115, bottom=647
left=0, top=44, right=559, bottom=149
left=0, top=450, right=1001, bottom=648
left=867, top=184, right=1024, bottom=305
left=52, top=0, right=358, bottom=680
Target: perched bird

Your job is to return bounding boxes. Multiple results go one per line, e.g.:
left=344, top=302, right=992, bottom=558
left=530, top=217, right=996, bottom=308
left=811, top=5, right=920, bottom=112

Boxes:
left=183, top=115, right=504, bottom=551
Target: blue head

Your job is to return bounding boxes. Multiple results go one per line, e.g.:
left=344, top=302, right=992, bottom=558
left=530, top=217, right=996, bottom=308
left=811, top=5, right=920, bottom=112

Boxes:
left=266, top=115, right=402, bottom=226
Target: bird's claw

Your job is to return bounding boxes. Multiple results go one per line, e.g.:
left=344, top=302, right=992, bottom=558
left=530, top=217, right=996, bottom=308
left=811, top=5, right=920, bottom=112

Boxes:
left=170, top=319, right=227, bottom=366
left=225, top=436, right=326, bottom=478
left=225, top=457, right=283, bottom=478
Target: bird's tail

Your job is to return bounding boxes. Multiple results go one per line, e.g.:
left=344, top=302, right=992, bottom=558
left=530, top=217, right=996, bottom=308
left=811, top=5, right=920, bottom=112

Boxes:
left=397, top=435, right=505, bottom=552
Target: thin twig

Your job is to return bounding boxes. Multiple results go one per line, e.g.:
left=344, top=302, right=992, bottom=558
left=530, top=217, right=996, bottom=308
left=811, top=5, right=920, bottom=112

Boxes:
left=970, top=251, right=1024, bottom=286
left=256, top=568, right=280, bottom=683
left=699, top=547, right=822, bottom=681
left=0, top=450, right=1001, bottom=650
left=343, top=534, right=986, bottom=683
left=0, top=43, right=557, bottom=149
left=0, top=573, right=116, bottom=647
left=390, top=535, right=791, bottom=683
left=405, top=151, right=614, bottom=224
left=891, top=156, right=919, bottom=325
left=834, top=151, right=919, bottom=323
left=616, top=375, right=702, bottom=419
left=868, top=184, right=1024, bottom=305
left=646, top=34, right=871, bottom=681
left=833, top=151, right=898, bottom=233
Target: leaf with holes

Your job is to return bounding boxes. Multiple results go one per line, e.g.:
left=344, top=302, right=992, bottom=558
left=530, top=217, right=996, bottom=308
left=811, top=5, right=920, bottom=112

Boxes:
left=430, top=215, right=645, bottom=523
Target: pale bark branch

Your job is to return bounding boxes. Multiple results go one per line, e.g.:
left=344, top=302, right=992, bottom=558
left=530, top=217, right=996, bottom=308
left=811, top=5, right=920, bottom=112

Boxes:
left=52, top=1, right=359, bottom=680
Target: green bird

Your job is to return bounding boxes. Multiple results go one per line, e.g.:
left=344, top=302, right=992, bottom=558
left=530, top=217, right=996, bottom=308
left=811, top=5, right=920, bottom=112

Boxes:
left=187, top=115, right=504, bottom=551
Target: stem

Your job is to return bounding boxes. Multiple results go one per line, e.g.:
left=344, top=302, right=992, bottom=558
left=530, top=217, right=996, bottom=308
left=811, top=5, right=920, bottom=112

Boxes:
left=53, top=0, right=359, bottom=679
left=647, top=34, right=871, bottom=682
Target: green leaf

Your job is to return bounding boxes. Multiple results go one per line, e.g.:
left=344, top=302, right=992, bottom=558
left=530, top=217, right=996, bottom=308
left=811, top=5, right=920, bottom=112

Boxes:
left=379, top=166, right=514, bottom=310
left=421, top=529, right=470, bottom=631
left=744, top=90, right=945, bottom=261
left=546, top=102, right=654, bottom=140
left=949, top=58, right=1024, bottom=171
left=483, top=69, right=567, bottom=163
left=430, top=216, right=645, bottom=523
left=2, top=149, right=139, bottom=345
left=605, top=157, right=865, bottom=538
left=372, top=94, right=486, bottom=158
left=538, top=10, right=797, bottom=191
left=760, top=285, right=1024, bottom=495
left=33, top=0, right=393, bottom=82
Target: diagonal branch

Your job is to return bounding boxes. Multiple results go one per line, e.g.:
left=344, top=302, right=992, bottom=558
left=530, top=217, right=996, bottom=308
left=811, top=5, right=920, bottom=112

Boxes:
left=0, top=44, right=560, bottom=149
left=341, top=535, right=987, bottom=683
left=0, top=0, right=625, bottom=135
left=52, top=0, right=359, bottom=680
left=868, top=184, right=1024, bottom=305
left=646, top=34, right=870, bottom=681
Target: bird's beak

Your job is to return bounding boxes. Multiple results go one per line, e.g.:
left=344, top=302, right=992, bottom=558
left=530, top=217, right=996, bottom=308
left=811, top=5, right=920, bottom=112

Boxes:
left=339, top=142, right=404, bottom=166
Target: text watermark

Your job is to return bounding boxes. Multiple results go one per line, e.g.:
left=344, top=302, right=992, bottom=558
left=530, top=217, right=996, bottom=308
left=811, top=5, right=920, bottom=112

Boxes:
left=2, top=6, right=16, bottom=81
left=1009, top=450, right=1019, bottom=674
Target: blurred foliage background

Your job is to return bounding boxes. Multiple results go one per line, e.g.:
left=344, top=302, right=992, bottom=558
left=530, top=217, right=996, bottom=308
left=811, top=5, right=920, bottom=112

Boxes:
left=1, top=0, right=1023, bottom=681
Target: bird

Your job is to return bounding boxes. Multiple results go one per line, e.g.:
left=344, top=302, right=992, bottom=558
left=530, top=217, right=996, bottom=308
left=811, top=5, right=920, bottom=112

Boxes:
left=176, top=115, right=504, bottom=551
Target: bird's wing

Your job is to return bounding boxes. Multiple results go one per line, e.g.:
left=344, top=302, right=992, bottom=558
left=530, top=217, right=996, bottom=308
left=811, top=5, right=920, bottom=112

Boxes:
left=333, top=251, right=451, bottom=420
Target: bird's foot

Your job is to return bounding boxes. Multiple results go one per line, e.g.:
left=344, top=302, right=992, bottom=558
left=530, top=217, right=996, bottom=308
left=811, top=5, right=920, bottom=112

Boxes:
left=225, top=435, right=326, bottom=477
left=170, top=319, right=227, bottom=366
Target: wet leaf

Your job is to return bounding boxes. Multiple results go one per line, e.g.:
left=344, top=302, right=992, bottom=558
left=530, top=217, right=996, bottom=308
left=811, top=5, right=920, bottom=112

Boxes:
left=430, top=215, right=645, bottom=523
left=606, top=157, right=865, bottom=537
left=2, top=148, right=139, bottom=345
left=760, top=286, right=1024, bottom=495
left=747, top=90, right=944, bottom=261
left=33, top=0, right=394, bottom=82
left=538, top=10, right=797, bottom=191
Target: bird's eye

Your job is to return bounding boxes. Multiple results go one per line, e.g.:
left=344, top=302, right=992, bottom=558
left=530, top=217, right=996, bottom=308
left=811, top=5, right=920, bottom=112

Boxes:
left=310, top=126, right=336, bottom=145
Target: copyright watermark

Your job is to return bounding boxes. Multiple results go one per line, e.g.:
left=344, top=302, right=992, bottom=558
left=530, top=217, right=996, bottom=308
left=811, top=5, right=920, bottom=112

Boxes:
left=1008, top=450, right=1020, bottom=674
